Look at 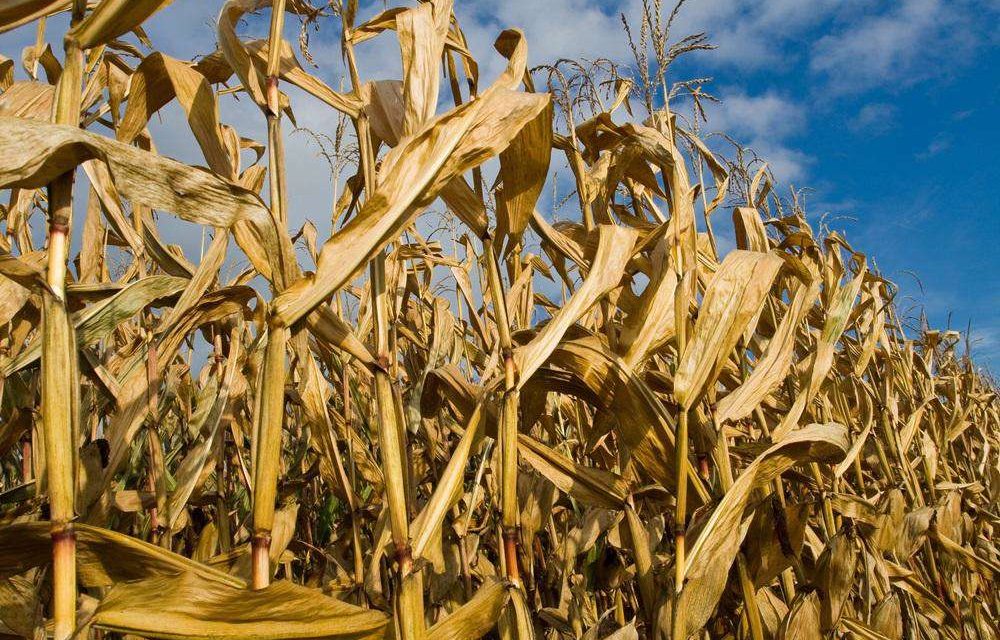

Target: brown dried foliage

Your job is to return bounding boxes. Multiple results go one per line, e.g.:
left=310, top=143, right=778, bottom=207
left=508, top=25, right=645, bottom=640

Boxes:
left=0, top=1, right=997, bottom=639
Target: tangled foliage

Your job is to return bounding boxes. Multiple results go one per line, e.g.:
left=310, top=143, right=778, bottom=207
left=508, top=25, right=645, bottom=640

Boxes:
left=0, top=1, right=997, bottom=639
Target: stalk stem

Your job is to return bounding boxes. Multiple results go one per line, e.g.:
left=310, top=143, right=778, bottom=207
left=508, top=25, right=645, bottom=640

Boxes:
left=484, top=238, right=523, bottom=587
left=347, top=24, right=423, bottom=632
left=250, top=0, right=290, bottom=591
left=671, top=269, right=691, bottom=640
left=673, top=408, right=689, bottom=586
left=715, top=431, right=765, bottom=640
left=250, top=322, right=288, bottom=589
left=44, top=8, right=84, bottom=634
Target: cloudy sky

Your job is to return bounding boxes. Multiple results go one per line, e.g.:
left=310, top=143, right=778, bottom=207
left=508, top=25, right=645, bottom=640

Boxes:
left=2, top=0, right=998, bottom=370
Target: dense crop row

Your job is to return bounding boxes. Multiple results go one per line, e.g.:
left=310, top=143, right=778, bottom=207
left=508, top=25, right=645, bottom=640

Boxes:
left=0, top=1, right=996, bottom=639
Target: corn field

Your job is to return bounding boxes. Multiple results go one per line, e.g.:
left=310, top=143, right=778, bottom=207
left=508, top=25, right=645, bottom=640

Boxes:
left=0, top=1, right=997, bottom=639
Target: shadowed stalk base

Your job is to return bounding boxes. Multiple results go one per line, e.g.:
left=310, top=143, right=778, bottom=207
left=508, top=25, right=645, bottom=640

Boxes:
left=51, top=525, right=77, bottom=640
left=251, top=533, right=271, bottom=590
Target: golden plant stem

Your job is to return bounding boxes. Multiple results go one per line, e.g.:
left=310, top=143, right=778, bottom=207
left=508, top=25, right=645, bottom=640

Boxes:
left=144, top=331, right=170, bottom=545
left=351, top=108, right=408, bottom=540
left=348, top=37, right=423, bottom=630
left=266, top=114, right=287, bottom=224
left=339, top=7, right=421, bottom=623
left=340, top=355, right=365, bottom=593
left=566, top=150, right=594, bottom=231
left=371, top=252, right=424, bottom=640
left=251, top=322, right=288, bottom=589
left=370, top=257, right=408, bottom=544
left=887, top=414, right=924, bottom=507
left=144, top=430, right=162, bottom=542
left=853, top=454, right=866, bottom=495
left=44, top=8, right=85, bottom=635
left=484, top=237, right=522, bottom=586
left=736, top=560, right=764, bottom=640
left=714, top=434, right=765, bottom=640
left=42, top=286, right=78, bottom=640
left=673, top=407, right=689, bottom=579
left=19, top=437, right=30, bottom=481
left=250, top=0, right=290, bottom=591
left=810, top=462, right=837, bottom=539
left=499, top=387, right=520, bottom=583
left=265, top=0, right=287, bottom=225
left=872, top=429, right=896, bottom=490
left=671, top=269, right=691, bottom=640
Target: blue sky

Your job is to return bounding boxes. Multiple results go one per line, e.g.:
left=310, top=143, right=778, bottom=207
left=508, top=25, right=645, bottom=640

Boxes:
left=2, top=0, right=997, bottom=371
left=462, top=0, right=1000, bottom=371
left=660, top=0, right=1000, bottom=373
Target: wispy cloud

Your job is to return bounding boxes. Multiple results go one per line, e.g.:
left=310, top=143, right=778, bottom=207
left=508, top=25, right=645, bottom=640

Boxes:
left=968, top=323, right=1000, bottom=366
left=849, top=102, right=898, bottom=136
left=458, top=0, right=631, bottom=71
left=708, top=90, right=807, bottom=139
left=662, top=0, right=863, bottom=71
left=703, top=90, right=811, bottom=182
left=810, top=0, right=984, bottom=93
left=916, top=133, right=952, bottom=160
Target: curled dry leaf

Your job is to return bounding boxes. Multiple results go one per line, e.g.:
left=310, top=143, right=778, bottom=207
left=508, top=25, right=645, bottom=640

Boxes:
left=0, top=116, right=268, bottom=228
left=676, top=423, right=850, bottom=639
left=91, top=572, right=388, bottom=640
left=0, top=3, right=995, bottom=640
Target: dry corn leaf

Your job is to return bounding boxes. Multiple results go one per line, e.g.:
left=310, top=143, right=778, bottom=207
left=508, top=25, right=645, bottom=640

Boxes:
left=777, top=591, right=822, bottom=640
left=676, top=423, right=850, bottom=639
left=0, top=0, right=70, bottom=34
left=518, top=433, right=628, bottom=509
left=815, top=527, right=858, bottom=630
left=773, top=262, right=866, bottom=439
left=674, top=250, right=784, bottom=409
left=90, top=572, right=388, bottom=640
left=514, top=224, right=637, bottom=387
left=0, top=80, right=53, bottom=120
left=424, top=580, right=510, bottom=640
left=246, top=38, right=361, bottom=117
left=0, top=522, right=244, bottom=588
left=273, top=84, right=548, bottom=326
left=714, top=276, right=819, bottom=425
left=411, top=403, right=483, bottom=560
left=497, top=101, right=553, bottom=252
left=118, top=52, right=231, bottom=176
left=4, top=274, right=187, bottom=375
left=69, top=0, right=176, bottom=49
left=363, top=78, right=488, bottom=237
left=0, top=116, right=268, bottom=228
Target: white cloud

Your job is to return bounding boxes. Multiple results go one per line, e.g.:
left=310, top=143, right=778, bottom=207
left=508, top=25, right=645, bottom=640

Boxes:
left=745, top=143, right=812, bottom=183
left=916, top=133, right=951, bottom=160
left=452, top=0, right=847, bottom=77
left=701, top=90, right=810, bottom=182
left=849, top=102, right=897, bottom=135
left=706, top=90, right=806, bottom=140
left=809, top=0, right=978, bottom=93
left=627, top=0, right=874, bottom=71
left=139, top=2, right=222, bottom=56
left=614, top=0, right=994, bottom=94
left=458, top=0, right=631, bottom=68
left=968, top=323, right=1000, bottom=365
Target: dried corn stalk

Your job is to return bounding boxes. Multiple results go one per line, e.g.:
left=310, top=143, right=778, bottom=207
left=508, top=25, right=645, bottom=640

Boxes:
left=0, top=2, right=996, bottom=640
